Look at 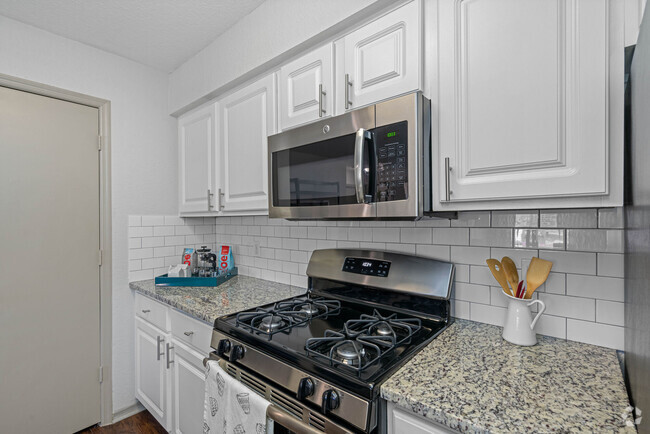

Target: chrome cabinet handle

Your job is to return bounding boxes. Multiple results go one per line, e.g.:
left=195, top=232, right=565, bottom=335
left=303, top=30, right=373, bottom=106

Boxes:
left=141, top=309, right=150, bottom=313
left=166, top=343, right=174, bottom=369
left=207, top=189, right=214, bottom=210
left=345, top=74, right=353, bottom=110
left=318, top=84, right=326, bottom=117
left=217, top=188, right=225, bottom=210
left=444, top=157, right=452, bottom=202
left=156, top=336, right=164, bottom=361
left=354, top=128, right=372, bottom=204
left=183, top=331, right=194, bottom=337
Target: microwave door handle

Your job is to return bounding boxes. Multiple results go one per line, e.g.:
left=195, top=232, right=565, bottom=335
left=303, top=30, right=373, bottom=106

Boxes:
left=354, top=128, right=371, bottom=204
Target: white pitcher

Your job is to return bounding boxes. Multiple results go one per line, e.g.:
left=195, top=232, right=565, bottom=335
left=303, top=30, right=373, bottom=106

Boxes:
left=502, top=292, right=546, bottom=346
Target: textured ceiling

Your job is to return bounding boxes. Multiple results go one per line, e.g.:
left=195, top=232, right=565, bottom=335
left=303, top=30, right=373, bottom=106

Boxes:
left=0, top=0, right=266, bottom=72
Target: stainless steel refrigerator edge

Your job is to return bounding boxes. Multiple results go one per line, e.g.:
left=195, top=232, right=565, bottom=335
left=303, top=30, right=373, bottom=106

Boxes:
left=626, top=8, right=650, bottom=433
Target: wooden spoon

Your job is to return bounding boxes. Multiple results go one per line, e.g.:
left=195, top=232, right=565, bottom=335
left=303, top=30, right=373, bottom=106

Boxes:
left=486, top=259, right=513, bottom=296
left=525, top=257, right=553, bottom=299
left=501, top=257, right=519, bottom=295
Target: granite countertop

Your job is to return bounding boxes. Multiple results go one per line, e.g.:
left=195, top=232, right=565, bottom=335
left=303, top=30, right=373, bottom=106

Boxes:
left=129, top=275, right=306, bottom=324
left=381, top=319, right=634, bottom=433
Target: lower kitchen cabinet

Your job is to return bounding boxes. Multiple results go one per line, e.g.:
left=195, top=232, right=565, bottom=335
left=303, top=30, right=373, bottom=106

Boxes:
left=171, top=340, right=207, bottom=434
left=134, top=293, right=212, bottom=433
left=135, top=317, right=171, bottom=430
left=387, top=402, right=454, bottom=434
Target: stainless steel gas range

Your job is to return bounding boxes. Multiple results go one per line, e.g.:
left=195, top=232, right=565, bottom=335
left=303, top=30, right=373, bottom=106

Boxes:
left=205, top=249, right=454, bottom=433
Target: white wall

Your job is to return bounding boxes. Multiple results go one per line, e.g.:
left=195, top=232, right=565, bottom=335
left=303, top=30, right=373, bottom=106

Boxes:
left=0, top=16, right=177, bottom=414
left=168, top=0, right=390, bottom=115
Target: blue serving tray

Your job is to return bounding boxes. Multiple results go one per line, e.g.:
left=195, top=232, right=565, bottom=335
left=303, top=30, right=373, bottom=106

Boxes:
left=154, top=267, right=238, bottom=287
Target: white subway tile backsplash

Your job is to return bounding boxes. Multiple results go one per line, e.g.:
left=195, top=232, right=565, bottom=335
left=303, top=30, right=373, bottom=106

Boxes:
left=537, top=293, right=595, bottom=321
left=566, top=274, right=624, bottom=302
left=470, top=228, right=513, bottom=248
left=567, top=319, right=624, bottom=350
left=596, top=300, right=624, bottom=326
left=566, top=229, right=624, bottom=253
left=128, top=208, right=625, bottom=349
left=597, top=253, right=624, bottom=278
left=539, top=250, right=596, bottom=274
left=431, top=228, right=469, bottom=245
left=540, top=209, right=598, bottom=228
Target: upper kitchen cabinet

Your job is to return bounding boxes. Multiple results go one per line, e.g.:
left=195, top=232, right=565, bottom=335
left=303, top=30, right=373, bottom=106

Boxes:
left=218, top=73, right=277, bottom=214
left=335, top=0, right=422, bottom=114
left=279, top=44, right=333, bottom=130
left=435, top=0, right=624, bottom=210
left=178, top=103, right=219, bottom=215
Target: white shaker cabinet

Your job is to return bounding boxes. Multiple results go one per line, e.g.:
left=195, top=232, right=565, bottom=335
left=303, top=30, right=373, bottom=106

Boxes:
left=171, top=340, right=207, bottom=434
left=387, top=402, right=455, bottom=434
left=336, top=0, right=422, bottom=114
left=279, top=44, right=333, bottom=130
left=435, top=0, right=624, bottom=210
left=178, top=103, right=219, bottom=215
left=135, top=317, right=171, bottom=430
left=218, top=73, right=277, bottom=214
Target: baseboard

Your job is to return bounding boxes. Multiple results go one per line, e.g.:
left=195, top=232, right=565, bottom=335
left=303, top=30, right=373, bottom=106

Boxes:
left=111, top=401, right=145, bottom=424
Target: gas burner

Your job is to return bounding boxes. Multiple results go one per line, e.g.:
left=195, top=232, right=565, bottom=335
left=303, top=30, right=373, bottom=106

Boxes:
left=258, top=315, right=285, bottom=332
left=305, top=309, right=423, bottom=375
left=300, top=304, right=320, bottom=315
left=334, top=341, right=366, bottom=365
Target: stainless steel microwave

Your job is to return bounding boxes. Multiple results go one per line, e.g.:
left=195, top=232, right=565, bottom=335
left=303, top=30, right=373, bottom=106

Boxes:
left=268, top=92, right=433, bottom=219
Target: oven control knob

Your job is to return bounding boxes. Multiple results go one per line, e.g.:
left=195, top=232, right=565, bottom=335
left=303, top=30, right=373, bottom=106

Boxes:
left=321, top=389, right=340, bottom=413
left=230, top=345, right=245, bottom=362
left=297, top=378, right=315, bottom=400
left=216, top=339, right=231, bottom=356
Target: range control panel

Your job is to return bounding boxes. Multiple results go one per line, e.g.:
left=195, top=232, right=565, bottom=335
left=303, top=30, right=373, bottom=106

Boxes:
left=375, top=121, right=408, bottom=202
left=342, top=257, right=391, bottom=277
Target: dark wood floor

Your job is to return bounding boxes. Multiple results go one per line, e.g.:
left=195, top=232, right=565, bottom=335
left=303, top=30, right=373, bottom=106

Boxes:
left=77, top=410, right=166, bottom=434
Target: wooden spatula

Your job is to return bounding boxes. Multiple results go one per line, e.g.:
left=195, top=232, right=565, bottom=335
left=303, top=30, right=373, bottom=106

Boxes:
left=525, top=257, right=553, bottom=299
left=486, top=259, right=513, bottom=296
left=501, top=257, right=519, bottom=295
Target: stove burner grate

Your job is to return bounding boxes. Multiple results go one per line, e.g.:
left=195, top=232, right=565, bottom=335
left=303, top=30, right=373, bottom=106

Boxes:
left=235, top=296, right=340, bottom=339
left=305, top=309, right=422, bottom=375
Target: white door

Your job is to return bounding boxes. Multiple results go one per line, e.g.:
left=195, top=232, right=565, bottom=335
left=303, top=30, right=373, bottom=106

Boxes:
left=172, top=340, right=207, bottom=434
left=219, top=74, right=277, bottom=213
left=0, top=86, right=101, bottom=432
left=437, top=0, right=618, bottom=205
left=135, top=318, right=170, bottom=430
left=338, top=0, right=421, bottom=113
left=279, top=44, right=333, bottom=130
left=179, top=103, right=218, bottom=215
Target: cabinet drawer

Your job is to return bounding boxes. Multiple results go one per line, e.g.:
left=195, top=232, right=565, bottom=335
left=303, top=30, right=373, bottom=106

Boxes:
left=170, top=308, right=213, bottom=354
left=135, top=293, right=169, bottom=331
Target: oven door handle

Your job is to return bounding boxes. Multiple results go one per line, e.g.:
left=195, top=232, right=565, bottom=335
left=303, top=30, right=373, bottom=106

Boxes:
left=267, top=405, right=323, bottom=434
left=354, top=128, right=372, bottom=204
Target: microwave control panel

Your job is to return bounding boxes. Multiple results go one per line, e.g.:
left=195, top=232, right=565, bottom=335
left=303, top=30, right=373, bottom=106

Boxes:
left=342, top=257, right=391, bottom=277
left=374, top=121, right=408, bottom=202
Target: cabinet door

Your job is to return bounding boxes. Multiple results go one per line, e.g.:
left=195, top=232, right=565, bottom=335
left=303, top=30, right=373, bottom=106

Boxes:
left=437, top=0, right=622, bottom=207
left=339, top=0, right=421, bottom=112
left=171, top=340, right=206, bottom=434
left=279, top=44, right=333, bottom=130
left=135, top=318, right=170, bottom=430
left=388, top=403, right=454, bottom=434
left=218, top=74, right=277, bottom=213
left=178, top=103, right=218, bottom=215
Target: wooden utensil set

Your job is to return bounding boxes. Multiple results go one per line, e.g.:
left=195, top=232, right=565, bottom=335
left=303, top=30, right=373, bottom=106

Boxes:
left=486, top=257, right=552, bottom=299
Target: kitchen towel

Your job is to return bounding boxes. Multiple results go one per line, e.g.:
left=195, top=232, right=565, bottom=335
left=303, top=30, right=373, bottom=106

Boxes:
left=203, top=360, right=270, bottom=434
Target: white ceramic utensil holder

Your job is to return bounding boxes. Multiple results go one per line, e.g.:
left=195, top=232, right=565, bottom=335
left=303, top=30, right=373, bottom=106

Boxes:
left=502, top=291, right=546, bottom=346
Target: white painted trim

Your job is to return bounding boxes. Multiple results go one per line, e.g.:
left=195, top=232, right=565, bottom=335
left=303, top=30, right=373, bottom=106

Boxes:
left=0, top=73, right=114, bottom=427
left=112, top=402, right=146, bottom=424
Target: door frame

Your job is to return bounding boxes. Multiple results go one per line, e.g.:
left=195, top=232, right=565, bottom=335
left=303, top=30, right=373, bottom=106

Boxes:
left=0, top=73, right=113, bottom=426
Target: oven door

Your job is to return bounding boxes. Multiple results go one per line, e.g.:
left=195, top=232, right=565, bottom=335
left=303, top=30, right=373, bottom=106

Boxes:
left=268, top=106, right=376, bottom=219
left=267, top=405, right=324, bottom=434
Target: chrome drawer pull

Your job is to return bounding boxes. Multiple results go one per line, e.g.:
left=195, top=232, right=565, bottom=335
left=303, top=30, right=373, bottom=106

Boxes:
left=183, top=331, right=194, bottom=337
left=141, top=309, right=150, bottom=313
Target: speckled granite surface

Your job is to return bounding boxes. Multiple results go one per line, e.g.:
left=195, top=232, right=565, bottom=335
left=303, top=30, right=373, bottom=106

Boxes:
left=129, top=276, right=306, bottom=324
left=381, top=319, right=634, bottom=433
